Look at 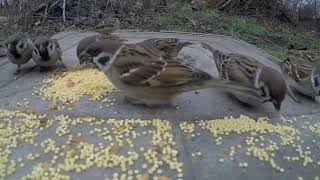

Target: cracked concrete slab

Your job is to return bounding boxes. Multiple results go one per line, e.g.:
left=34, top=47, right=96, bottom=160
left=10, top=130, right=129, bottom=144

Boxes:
left=0, top=30, right=320, bottom=180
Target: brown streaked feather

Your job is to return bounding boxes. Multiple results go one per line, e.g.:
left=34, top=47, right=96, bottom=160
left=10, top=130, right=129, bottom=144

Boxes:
left=143, top=38, right=192, bottom=57
left=287, top=49, right=320, bottom=62
left=94, top=18, right=119, bottom=34
left=213, top=50, right=260, bottom=86
left=113, top=44, right=211, bottom=87
left=281, top=59, right=314, bottom=82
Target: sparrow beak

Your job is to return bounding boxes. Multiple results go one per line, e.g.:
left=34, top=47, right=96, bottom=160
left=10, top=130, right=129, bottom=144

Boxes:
left=273, top=102, right=281, bottom=112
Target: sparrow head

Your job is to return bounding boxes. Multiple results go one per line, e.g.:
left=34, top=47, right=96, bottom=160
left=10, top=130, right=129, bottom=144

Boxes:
left=258, top=67, right=287, bottom=112
left=5, top=36, right=27, bottom=58
left=33, top=37, right=58, bottom=61
left=85, top=39, right=122, bottom=71
left=95, top=18, right=120, bottom=34
left=77, top=36, right=100, bottom=65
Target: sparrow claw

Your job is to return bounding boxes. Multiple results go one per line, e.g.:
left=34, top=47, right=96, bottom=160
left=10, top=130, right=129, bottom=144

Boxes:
left=60, top=59, right=66, bottom=68
left=287, top=87, right=300, bottom=103
left=14, top=69, right=20, bottom=75
left=14, top=66, right=21, bottom=75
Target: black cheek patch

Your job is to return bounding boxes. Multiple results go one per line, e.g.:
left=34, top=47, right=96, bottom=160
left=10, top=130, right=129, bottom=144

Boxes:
left=98, top=56, right=110, bottom=66
left=314, top=76, right=320, bottom=87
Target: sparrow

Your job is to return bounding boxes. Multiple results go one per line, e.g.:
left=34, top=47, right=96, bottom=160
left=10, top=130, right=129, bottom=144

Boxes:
left=142, top=38, right=192, bottom=57
left=83, top=39, right=263, bottom=106
left=77, top=35, right=103, bottom=66
left=94, top=18, right=120, bottom=35
left=205, top=45, right=297, bottom=111
left=5, top=35, right=34, bottom=74
left=281, top=49, right=320, bottom=99
left=32, top=36, right=64, bottom=69
left=76, top=34, right=126, bottom=66
left=286, top=49, right=320, bottom=66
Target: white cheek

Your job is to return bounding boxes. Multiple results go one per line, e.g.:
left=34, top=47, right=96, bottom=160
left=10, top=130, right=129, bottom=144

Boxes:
left=47, top=46, right=55, bottom=56
left=33, top=48, right=39, bottom=55
left=16, top=46, right=24, bottom=54
left=93, top=53, right=113, bottom=70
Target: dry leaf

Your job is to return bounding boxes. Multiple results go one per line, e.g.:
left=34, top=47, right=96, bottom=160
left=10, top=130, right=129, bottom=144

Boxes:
left=140, top=173, right=150, bottom=180
left=66, top=79, right=75, bottom=87
left=192, top=159, right=199, bottom=166
left=148, top=107, right=157, bottom=114
left=42, top=163, right=50, bottom=171
left=39, top=118, right=48, bottom=127
left=47, top=103, right=58, bottom=110
left=65, top=103, right=74, bottom=108
left=110, top=144, right=122, bottom=155
left=153, top=145, right=162, bottom=154
left=159, top=176, right=172, bottom=180
left=67, top=149, right=77, bottom=158
left=63, top=145, right=71, bottom=154
left=73, top=135, right=85, bottom=144
left=223, top=148, right=230, bottom=155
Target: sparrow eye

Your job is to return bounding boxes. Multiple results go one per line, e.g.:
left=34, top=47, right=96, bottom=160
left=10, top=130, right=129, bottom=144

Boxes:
left=260, top=88, right=266, bottom=96
left=19, top=43, right=24, bottom=49
left=98, top=56, right=110, bottom=66
left=33, top=49, right=39, bottom=55
left=49, top=43, right=53, bottom=50
left=87, top=49, right=100, bottom=56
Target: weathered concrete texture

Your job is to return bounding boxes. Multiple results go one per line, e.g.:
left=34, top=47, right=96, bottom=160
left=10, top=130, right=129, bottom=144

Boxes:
left=0, top=30, right=320, bottom=180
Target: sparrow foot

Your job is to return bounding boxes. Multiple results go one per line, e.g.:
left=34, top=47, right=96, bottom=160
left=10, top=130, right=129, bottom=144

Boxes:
left=60, top=60, right=66, bottom=68
left=14, top=66, right=21, bottom=75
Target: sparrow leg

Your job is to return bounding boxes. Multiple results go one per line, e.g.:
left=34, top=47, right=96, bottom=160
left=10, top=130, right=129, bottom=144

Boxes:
left=287, top=87, right=300, bottom=103
left=14, top=65, right=21, bottom=75
left=60, top=59, right=66, bottom=68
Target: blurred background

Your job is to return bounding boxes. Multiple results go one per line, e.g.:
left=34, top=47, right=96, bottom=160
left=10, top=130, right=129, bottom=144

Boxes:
left=1, top=0, right=320, bottom=59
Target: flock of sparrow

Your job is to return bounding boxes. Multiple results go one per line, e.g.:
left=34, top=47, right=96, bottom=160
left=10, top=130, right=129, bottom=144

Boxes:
left=3, top=18, right=320, bottom=112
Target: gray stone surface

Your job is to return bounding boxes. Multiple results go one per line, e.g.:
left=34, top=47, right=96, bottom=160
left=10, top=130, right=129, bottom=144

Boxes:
left=0, top=30, right=320, bottom=180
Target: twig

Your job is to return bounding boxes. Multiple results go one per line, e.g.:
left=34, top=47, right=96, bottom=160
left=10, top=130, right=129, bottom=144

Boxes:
left=77, top=0, right=81, bottom=18
left=184, top=14, right=196, bottom=26
left=50, top=0, right=62, bottom=9
left=44, top=4, right=48, bottom=20
left=118, top=0, right=123, bottom=14
left=62, top=0, right=66, bottom=22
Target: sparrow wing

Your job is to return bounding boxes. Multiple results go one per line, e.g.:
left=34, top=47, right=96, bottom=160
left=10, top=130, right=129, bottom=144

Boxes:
left=210, top=50, right=259, bottom=87
left=142, top=38, right=192, bottom=57
left=113, top=43, right=212, bottom=87
left=281, top=58, right=314, bottom=82
left=287, top=49, right=320, bottom=67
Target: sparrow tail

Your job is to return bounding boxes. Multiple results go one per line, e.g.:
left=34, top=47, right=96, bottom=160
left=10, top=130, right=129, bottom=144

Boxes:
left=201, top=42, right=225, bottom=71
left=180, top=79, right=263, bottom=99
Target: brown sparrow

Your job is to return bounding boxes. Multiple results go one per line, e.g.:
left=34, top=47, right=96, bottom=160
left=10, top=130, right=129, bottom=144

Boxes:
left=281, top=49, right=320, bottom=99
left=76, top=34, right=125, bottom=66
left=206, top=45, right=296, bottom=111
left=32, top=36, right=64, bottom=68
left=5, top=35, right=34, bottom=74
left=83, top=39, right=263, bottom=106
left=142, top=38, right=192, bottom=57
left=286, top=49, right=320, bottom=65
left=94, top=18, right=120, bottom=35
